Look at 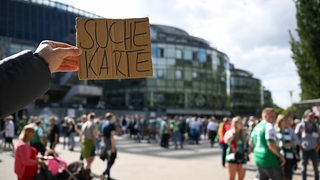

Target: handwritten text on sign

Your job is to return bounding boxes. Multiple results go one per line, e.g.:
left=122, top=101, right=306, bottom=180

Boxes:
left=76, top=17, right=153, bottom=80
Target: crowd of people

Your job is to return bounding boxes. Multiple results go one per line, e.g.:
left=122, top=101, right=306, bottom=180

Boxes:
left=220, top=108, right=320, bottom=180
left=0, top=107, right=319, bottom=180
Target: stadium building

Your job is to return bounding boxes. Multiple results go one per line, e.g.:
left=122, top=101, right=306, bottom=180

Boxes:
left=229, top=65, right=262, bottom=117
left=0, top=0, right=269, bottom=117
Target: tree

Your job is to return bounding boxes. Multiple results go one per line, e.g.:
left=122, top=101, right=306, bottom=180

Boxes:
left=283, top=105, right=305, bottom=120
left=289, top=0, right=320, bottom=100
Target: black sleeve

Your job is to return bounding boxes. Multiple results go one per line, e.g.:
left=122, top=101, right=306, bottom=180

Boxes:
left=0, top=50, right=51, bottom=118
left=111, top=124, right=116, bottom=132
left=54, top=125, right=60, bottom=135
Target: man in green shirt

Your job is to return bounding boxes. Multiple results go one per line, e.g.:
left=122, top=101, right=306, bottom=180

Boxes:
left=250, top=107, right=285, bottom=180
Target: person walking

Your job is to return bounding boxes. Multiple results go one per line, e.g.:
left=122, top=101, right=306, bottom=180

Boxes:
left=171, top=117, right=182, bottom=150
left=94, top=118, right=102, bottom=154
left=224, top=116, right=249, bottom=180
left=295, top=109, right=320, bottom=180
left=48, top=116, right=59, bottom=150
left=250, top=107, right=285, bottom=180
left=81, top=112, right=98, bottom=169
left=67, top=117, right=76, bottom=151
left=100, top=113, right=117, bottom=180
left=160, top=117, right=171, bottom=148
left=60, top=117, right=69, bottom=149
left=2, top=115, right=15, bottom=154
left=178, top=116, right=187, bottom=149
left=75, top=114, right=88, bottom=161
left=207, top=117, right=218, bottom=148
left=218, top=117, right=231, bottom=167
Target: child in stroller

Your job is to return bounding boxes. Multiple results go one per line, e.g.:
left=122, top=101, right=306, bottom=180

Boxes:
left=45, top=149, right=68, bottom=176
left=40, top=149, right=92, bottom=180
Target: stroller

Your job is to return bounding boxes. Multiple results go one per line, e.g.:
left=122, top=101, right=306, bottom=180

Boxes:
left=37, top=157, right=92, bottom=180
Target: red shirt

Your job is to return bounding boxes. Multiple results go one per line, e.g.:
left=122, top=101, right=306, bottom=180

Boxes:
left=15, top=141, right=38, bottom=180
left=219, top=123, right=231, bottom=143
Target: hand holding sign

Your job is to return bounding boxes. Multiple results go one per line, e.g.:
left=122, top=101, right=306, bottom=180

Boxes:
left=35, top=40, right=82, bottom=73
left=76, top=17, right=153, bottom=80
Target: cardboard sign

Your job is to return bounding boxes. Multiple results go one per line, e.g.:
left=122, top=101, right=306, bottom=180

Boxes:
left=76, top=17, right=153, bottom=80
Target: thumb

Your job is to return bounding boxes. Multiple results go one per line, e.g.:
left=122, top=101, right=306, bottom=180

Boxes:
left=56, top=47, right=82, bottom=58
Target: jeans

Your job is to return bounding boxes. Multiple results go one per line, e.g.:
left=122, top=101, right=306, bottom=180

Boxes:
left=160, top=134, right=170, bottom=148
left=172, top=132, right=181, bottom=149
left=257, top=165, right=284, bottom=180
left=302, top=149, right=319, bottom=180
left=208, top=130, right=217, bottom=147
left=284, top=158, right=296, bottom=179
left=103, top=151, right=117, bottom=178
left=62, top=133, right=68, bottom=148
left=68, top=132, right=75, bottom=149
left=95, top=137, right=101, bottom=153
left=180, top=133, right=185, bottom=148
left=219, top=142, right=228, bottom=167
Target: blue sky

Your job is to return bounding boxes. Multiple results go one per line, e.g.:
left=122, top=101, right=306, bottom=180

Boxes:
left=58, top=0, right=299, bottom=108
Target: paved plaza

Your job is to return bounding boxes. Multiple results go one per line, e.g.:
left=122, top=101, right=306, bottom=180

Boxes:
left=0, top=136, right=314, bottom=180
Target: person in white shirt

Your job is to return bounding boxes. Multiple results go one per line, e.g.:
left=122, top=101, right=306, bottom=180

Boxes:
left=2, top=115, right=15, bottom=153
left=207, top=117, right=218, bottom=147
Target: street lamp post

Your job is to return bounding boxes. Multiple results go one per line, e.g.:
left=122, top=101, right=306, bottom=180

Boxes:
left=289, top=90, right=293, bottom=105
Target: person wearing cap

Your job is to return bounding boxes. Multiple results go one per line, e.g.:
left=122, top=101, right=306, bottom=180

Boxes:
left=100, top=112, right=117, bottom=180
left=295, top=109, right=320, bottom=180
left=2, top=115, right=15, bottom=154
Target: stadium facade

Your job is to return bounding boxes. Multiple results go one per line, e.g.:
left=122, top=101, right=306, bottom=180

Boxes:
left=229, top=65, right=262, bottom=116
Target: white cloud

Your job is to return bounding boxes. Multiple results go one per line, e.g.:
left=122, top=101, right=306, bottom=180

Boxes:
left=57, top=0, right=300, bottom=108
left=264, top=75, right=300, bottom=107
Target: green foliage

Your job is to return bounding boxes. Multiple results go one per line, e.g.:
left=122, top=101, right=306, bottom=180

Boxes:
left=289, top=0, right=320, bottom=100
left=273, top=104, right=284, bottom=116
left=282, top=105, right=305, bottom=119
left=271, top=104, right=303, bottom=120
